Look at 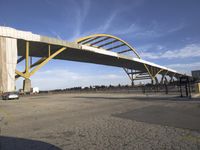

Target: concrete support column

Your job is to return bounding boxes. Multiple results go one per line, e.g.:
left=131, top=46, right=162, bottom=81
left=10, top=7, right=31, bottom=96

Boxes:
left=0, top=37, right=17, bottom=93
left=23, top=78, right=31, bottom=93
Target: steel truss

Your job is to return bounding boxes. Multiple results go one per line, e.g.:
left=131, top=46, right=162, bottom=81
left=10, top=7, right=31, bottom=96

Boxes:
left=16, top=34, right=180, bottom=87
left=76, top=34, right=179, bottom=85
left=15, top=41, right=67, bottom=79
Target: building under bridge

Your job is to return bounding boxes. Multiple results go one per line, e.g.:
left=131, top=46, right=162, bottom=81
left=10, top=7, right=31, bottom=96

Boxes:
left=192, top=70, right=200, bottom=81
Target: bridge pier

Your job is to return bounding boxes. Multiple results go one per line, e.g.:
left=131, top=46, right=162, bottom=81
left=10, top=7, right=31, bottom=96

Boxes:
left=0, top=37, right=17, bottom=93
left=23, top=78, right=31, bottom=93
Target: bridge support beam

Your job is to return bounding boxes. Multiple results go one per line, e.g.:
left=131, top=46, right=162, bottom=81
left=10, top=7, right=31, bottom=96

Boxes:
left=15, top=43, right=66, bottom=92
left=0, top=37, right=17, bottom=93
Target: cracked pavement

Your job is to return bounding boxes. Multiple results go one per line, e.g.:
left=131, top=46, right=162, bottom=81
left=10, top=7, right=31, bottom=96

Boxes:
left=0, top=93, right=200, bottom=150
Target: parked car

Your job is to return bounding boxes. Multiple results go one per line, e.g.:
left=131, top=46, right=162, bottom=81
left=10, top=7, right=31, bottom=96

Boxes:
left=2, top=92, right=19, bottom=100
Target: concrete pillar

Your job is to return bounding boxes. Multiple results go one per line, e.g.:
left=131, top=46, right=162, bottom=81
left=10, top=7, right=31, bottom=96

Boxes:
left=23, top=79, right=31, bottom=93
left=0, top=37, right=17, bottom=93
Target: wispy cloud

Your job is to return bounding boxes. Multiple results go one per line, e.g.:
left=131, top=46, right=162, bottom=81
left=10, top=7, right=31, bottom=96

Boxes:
left=140, top=44, right=200, bottom=59
left=166, top=62, right=200, bottom=74
left=113, top=21, right=185, bottom=39
left=87, top=1, right=145, bottom=35
left=112, top=23, right=140, bottom=35
left=49, top=29, right=63, bottom=40
left=68, top=3, right=141, bottom=41
left=68, top=0, right=91, bottom=41
left=73, top=20, right=185, bottom=42
left=44, top=0, right=91, bottom=41
left=68, top=9, right=121, bottom=41
left=98, top=13, right=117, bottom=33
left=65, top=0, right=186, bottom=42
left=16, top=69, right=129, bottom=90
left=167, top=62, right=200, bottom=69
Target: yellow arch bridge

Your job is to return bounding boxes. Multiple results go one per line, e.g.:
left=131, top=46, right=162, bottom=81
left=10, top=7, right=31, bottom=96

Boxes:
left=0, top=26, right=190, bottom=92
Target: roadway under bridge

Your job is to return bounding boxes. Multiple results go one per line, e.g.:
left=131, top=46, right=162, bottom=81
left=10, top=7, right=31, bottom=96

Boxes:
left=0, top=26, right=189, bottom=93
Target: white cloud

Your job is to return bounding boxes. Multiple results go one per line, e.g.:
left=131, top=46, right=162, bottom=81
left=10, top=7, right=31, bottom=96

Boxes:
left=45, top=0, right=185, bottom=42
left=140, top=44, right=200, bottom=59
left=117, top=23, right=183, bottom=42
left=99, top=13, right=117, bottom=33
left=64, top=0, right=91, bottom=41
left=113, top=23, right=141, bottom=35
left=166, top=62, right=200, bottom=75
left=49, top=30, right=63, bottom=40
left=167, top=62, right=200, bottom=69
left=44, top=0, right=91, bottom=41
left=68, top=4, right=142, bottom=41
left=68, top=9, right=123, bottom=41
left=16, top=69, right=129, bottom=90
left=140, top=51, right=160, bottom=59
left=69, top=20, right=185, bottom=42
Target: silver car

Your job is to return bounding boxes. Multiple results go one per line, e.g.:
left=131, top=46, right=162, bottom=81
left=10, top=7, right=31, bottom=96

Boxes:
left=2, top=92, right=19, bottom=100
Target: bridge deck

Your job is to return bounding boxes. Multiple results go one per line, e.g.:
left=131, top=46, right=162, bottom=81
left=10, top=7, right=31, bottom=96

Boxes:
left=0, top=26, right=186, bottom=77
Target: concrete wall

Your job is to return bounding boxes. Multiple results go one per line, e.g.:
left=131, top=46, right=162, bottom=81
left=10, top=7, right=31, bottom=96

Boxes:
left=0, top=37, right=17, bottom=93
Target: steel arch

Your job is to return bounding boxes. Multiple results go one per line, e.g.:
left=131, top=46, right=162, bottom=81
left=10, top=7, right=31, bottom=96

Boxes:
left=75, top=34, right=141, bottom=59
left=75, top=34, right=169, bottom=84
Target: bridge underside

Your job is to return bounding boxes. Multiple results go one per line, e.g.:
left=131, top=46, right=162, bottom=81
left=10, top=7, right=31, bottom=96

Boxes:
left=0, top=26, right=188, bottom=93
left=17, top=39, right=149, bottom=72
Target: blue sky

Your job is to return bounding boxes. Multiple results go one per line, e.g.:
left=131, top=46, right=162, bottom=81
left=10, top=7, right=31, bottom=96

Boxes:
left=0, top=0, right=200, bottom=90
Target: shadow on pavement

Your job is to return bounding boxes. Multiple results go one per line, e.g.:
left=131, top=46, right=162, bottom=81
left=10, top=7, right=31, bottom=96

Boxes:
left=0, top=136, right=61, bottom=150
left=113, top=105, right=200, bottom=131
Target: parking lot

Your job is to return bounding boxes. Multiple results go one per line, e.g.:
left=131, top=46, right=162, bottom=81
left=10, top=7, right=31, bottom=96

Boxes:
left=0, top=93, right=200, bottom=150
